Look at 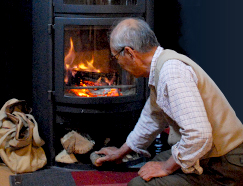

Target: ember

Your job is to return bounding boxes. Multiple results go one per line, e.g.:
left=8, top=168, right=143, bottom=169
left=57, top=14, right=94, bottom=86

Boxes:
left=69, top=87, right=121, bottom=97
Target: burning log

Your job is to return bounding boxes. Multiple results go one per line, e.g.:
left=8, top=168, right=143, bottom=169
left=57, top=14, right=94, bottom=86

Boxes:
left=69, top=70, right=119, bottom=86
left=64, top=69, right=126, bottom=97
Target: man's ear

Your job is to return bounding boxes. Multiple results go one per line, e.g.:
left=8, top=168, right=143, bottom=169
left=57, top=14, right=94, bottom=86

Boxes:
left=124, top=46, right=135, bottom=60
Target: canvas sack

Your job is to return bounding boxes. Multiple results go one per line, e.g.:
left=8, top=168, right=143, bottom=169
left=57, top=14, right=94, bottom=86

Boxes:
left=0, top=98, right=47, bottom=173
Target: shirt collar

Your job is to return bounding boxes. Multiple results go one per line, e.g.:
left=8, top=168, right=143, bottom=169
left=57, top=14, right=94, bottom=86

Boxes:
left=148, top=46, right=163, bottom=86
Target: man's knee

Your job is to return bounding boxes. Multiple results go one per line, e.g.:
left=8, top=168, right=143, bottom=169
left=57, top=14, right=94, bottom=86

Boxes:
left=128, top=176, right=148, bottom=186
left=128, top=174, right=192, bottom=186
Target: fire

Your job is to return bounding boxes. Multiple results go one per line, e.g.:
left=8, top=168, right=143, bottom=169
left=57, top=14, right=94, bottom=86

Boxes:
left=76, top=55, right=101, bottom=73
left=71, top=89, right=92, bottom=97
left=65, top=38, right=100, bottom=73
left=69, top=78, right=122, bottom=97
left=70, top=88, right=121, bottom=97
left=64, top=37, right=121, bottom=97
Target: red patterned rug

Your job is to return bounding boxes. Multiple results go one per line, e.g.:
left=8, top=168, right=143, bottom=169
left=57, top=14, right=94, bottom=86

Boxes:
left=72, top=171, right=138, bottom=186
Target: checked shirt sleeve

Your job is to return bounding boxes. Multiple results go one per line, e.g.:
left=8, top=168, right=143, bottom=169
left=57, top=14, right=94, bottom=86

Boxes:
left=156, top=60, right=213, bottom=174
left=126, top=98, right=168, bottom=157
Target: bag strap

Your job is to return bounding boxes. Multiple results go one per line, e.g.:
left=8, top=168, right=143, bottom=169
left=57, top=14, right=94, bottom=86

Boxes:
left=8, top=112, right=34, bottom=148
left=0, top=113, right=17, bottom=129
left=26, top=114, right=45, bottom=147
left=0, top=99, right=45, bottom=148
left=8, top=112, right=45, bottom=147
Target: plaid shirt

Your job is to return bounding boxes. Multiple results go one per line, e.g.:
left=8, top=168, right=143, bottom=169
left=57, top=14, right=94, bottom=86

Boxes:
left=126, top=47, right=212, bottom=174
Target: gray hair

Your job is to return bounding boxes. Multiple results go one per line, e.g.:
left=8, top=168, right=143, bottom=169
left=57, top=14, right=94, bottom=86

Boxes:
left=110, top=18, right=160, bottom=54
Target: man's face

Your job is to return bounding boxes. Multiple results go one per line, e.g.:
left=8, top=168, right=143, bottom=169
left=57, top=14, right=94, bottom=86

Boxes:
left=111, top=47, right=146, bottom=78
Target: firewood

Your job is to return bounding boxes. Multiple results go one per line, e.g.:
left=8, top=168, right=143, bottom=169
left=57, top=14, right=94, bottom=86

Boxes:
left=61, top=131, right=94, bottom=154
left=61, top=131, right=76, bottom=154
left=90, top=151, right=141, bottom=167
left=90, top=152, right=105, bottom=167
left=55, top=149, right=78, bottom=164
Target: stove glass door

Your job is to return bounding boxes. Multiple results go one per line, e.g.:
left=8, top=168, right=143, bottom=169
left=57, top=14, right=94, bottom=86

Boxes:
left=54, top=17, right=145, bottom=104
left=64, top=24, right=136, bottom=98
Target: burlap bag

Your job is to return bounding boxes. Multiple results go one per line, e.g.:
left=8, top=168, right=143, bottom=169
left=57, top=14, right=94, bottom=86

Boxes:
left=0, top=99, right=47, bottom=173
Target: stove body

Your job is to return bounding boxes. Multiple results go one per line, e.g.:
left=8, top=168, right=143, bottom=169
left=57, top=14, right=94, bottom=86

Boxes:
left=32, top=0, right=154, bottom=165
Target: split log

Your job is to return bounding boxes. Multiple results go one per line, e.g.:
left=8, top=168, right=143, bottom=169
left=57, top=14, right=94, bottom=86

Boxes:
left=55, top=149, right=78, bottom=164
left=90, top=152, right=105, bottom=167
left=61, top=131, right=95, bottom=154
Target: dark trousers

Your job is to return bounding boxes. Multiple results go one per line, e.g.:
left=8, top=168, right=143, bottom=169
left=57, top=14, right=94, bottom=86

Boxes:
left=128, top=143, right=243, bottom=186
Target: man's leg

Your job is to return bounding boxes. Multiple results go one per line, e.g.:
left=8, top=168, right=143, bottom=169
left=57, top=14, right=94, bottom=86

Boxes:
left=128, top=150, right=194, bottom=186
left=128, top=143, right=243, bottom=186
left=128, top=172, right=193, bottom=186
left=200, top=143, right=243, bottom=185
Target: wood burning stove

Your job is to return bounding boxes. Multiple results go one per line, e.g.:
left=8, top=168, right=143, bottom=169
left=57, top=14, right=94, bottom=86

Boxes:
left=32, top=0, right=154, bottom=165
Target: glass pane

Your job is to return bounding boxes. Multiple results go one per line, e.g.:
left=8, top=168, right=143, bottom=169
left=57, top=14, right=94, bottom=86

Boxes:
left=64, top=25, right=136, bottom=98
left=63, top=0, right=137, bottom=5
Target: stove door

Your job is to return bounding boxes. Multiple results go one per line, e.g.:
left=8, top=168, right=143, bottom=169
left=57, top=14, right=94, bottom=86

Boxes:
left=54, top=17, right=145, bottom=105
left=53, top=0, right=145, bottom=14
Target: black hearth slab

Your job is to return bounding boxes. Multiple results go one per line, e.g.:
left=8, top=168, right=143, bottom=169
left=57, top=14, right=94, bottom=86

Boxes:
left=54, top=156, right=149, bottom=172
left=55, top=162, right=96, bottom=171
left=9, top=168, right=76, bottom=186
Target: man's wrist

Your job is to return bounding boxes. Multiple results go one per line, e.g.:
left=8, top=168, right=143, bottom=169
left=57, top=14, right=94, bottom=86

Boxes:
left=164, top=156, right=181, bottom=174
left=118, top=143, right=133, bottom=158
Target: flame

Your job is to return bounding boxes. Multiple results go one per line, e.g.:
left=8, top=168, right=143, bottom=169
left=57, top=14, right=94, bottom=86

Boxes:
left=65, top=37, right=100, bottom=73
left=64, top=38, right=75, bottom=69
left=76, top=55, right=101, bottom=73
left=106, top=88, right=121, bottom=97
left=65, top=37, right=121, bottom=97
left=71, top=89, right=92, bottom=97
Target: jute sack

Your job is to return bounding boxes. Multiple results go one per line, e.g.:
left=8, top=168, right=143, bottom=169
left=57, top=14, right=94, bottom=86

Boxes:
left=0, top=99, right=47, bottom=173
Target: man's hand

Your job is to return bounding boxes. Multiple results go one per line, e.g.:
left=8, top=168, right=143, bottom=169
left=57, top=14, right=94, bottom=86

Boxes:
left=95, top=147, right=123, bottom=165
left=138, top=161, right=170, bottom=181
left=138, top=156, right=180, bottom=181
left=95, top=143, right=132, bottom=166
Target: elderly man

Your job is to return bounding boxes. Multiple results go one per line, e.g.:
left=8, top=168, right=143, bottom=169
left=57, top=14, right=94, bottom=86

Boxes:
left=96, top=18, right=243, bottom=185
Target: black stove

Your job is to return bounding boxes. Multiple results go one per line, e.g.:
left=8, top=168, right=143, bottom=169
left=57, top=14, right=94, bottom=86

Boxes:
left=32, top=0, right=154, bottom=165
